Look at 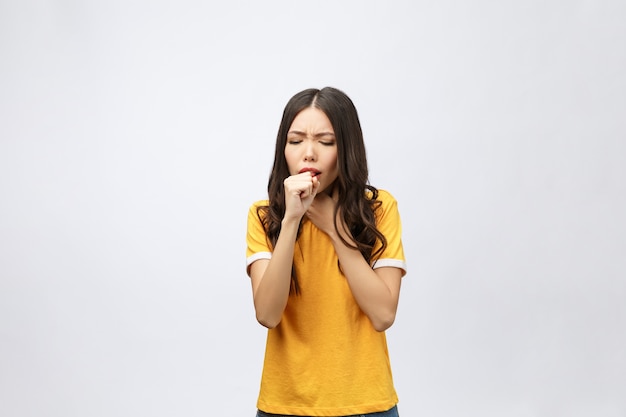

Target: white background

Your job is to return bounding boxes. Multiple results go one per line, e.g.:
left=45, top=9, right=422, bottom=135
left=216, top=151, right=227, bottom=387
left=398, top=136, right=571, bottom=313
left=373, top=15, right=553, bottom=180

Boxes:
left=1, top=1, right=625, bottom=416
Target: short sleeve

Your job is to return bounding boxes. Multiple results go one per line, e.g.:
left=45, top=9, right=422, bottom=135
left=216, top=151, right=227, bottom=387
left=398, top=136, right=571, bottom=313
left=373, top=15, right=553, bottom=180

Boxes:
left=246, top=201, right=272, bottom=276
left=371, top=190, right=407, bottom=276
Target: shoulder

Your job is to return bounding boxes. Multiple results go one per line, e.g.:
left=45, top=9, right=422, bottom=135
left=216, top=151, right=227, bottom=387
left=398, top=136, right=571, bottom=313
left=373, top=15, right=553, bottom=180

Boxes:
left=248, top=199, right=270, bottom=214
left=247, top=199, right=270, bottom=222
left=373, top=189, right=396, bottom=204
left=367, top=189, right=402, bottom=224
left=249, top=199, right=269, bottom=211
left=366, top=188, right=398, bottom=208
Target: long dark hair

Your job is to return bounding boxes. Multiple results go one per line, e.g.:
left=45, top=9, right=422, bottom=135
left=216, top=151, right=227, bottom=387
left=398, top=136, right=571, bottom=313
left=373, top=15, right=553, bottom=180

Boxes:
left=257, top=87, right=387, bottom=293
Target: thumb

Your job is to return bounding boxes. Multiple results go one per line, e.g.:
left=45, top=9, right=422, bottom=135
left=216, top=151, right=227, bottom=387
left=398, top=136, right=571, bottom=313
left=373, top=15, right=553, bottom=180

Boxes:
left=312, top=177, right=321, bottom=196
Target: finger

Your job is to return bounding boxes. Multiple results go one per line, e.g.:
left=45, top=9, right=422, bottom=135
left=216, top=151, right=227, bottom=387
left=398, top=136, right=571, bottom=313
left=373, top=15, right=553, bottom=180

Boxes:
left=311, top=177, right=321, bottom=196
left=285, top=177, right=312, bottom=193
left=299, top=182, right=313, bottom=199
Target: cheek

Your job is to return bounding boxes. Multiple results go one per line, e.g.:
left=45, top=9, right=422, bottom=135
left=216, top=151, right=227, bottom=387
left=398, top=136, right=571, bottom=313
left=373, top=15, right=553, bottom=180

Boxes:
left=284, top=149, right=297, bottom=173
left=327, top=151, right=338, bottom=171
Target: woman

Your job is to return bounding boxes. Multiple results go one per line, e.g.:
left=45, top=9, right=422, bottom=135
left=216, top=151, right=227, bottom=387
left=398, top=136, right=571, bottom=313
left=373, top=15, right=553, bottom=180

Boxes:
left=246, top=87, right=406, bottom=416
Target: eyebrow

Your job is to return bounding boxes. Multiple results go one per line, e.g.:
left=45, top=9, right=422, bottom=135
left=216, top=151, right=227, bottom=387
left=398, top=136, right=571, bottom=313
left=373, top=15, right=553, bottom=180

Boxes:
left=287, top=130, right=336, bottom=138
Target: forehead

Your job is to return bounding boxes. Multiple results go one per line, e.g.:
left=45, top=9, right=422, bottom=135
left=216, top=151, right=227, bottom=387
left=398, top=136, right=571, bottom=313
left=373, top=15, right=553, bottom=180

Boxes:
left=288, top=107, right=334, bottom=134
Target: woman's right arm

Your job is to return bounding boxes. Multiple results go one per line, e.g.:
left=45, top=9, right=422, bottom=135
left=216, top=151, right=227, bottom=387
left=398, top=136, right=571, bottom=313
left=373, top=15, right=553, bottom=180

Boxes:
left=249, top=173, right=319, bottom=328
left=249, top=217, right=300, bottom=328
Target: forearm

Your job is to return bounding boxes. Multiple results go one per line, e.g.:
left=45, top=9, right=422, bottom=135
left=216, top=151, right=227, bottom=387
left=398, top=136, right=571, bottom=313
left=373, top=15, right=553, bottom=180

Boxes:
left=330, top=232, right=400, bottom=331
left=253, top=218, right=300, bottom=328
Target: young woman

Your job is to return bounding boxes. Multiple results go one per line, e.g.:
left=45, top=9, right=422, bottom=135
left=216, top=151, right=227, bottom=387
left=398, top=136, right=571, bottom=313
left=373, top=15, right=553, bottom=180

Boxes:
left=246, top=87, right=406, bottom=417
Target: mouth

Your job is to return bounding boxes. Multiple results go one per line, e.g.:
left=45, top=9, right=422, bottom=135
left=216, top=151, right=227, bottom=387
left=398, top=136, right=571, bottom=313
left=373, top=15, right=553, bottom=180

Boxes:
left=299, top=167, right=321, bottom=177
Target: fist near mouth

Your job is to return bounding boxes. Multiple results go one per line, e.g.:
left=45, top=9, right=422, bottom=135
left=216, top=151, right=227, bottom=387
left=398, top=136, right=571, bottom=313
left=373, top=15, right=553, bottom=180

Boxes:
left=282, top=171, right=322, bottom=220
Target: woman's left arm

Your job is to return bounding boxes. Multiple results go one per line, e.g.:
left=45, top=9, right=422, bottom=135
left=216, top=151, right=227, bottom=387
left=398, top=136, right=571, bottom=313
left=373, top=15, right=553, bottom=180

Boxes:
left=307, top=194, right=403, bottom=332
left=333, top=243, right=403, bottom=332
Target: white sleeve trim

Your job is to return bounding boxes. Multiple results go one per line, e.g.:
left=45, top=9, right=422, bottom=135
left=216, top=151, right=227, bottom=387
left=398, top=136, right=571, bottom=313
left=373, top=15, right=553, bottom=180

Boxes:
left=246, top=252, right=272, bottom=272
left=372, top=258, right=407, bottom=274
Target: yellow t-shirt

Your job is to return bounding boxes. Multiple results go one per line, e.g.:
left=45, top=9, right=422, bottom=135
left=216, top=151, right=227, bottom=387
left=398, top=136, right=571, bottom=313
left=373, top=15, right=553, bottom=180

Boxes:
left=246, top=189, right=407, bottom=416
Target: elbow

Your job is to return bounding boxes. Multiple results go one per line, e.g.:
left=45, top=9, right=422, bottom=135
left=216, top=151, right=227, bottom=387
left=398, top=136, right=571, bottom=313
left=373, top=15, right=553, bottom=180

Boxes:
left=371, top=312, right=396, bottom=332
left=253, top=297, right=285, bottom=329
left=256, top=312, right=281, bottom=329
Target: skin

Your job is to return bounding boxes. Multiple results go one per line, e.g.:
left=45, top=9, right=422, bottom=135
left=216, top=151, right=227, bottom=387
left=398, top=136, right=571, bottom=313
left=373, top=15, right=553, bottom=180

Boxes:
left=250, top=107, right=402, bottom=331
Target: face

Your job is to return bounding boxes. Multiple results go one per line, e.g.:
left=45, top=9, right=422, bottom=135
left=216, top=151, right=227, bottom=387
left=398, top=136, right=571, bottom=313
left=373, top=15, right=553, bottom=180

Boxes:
left=285, top=106, right=339, bottom=194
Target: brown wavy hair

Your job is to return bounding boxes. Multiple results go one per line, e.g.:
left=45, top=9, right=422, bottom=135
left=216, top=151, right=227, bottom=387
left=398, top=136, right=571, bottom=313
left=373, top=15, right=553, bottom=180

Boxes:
left=257, top=87, right=387, bottom=293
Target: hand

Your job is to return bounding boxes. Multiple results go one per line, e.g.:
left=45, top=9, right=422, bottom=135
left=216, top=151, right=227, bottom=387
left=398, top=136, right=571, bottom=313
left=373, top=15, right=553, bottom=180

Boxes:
left=306, top=186, right=350, bottom=240
left=283, top=172, right=321, bottom=221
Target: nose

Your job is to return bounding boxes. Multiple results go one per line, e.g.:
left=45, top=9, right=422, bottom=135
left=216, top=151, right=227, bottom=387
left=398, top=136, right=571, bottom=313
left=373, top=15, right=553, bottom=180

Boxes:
left=303, top=141, right=316, bottom=161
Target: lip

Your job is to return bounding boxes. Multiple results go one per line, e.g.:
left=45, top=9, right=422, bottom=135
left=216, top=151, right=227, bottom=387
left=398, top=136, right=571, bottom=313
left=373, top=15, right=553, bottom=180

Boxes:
left=299, top=167, right=321, bottom=177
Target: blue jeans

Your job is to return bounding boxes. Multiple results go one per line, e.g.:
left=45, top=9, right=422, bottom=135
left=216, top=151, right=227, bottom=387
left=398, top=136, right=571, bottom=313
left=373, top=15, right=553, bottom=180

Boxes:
left=256, top=404, right=399, bottom=417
